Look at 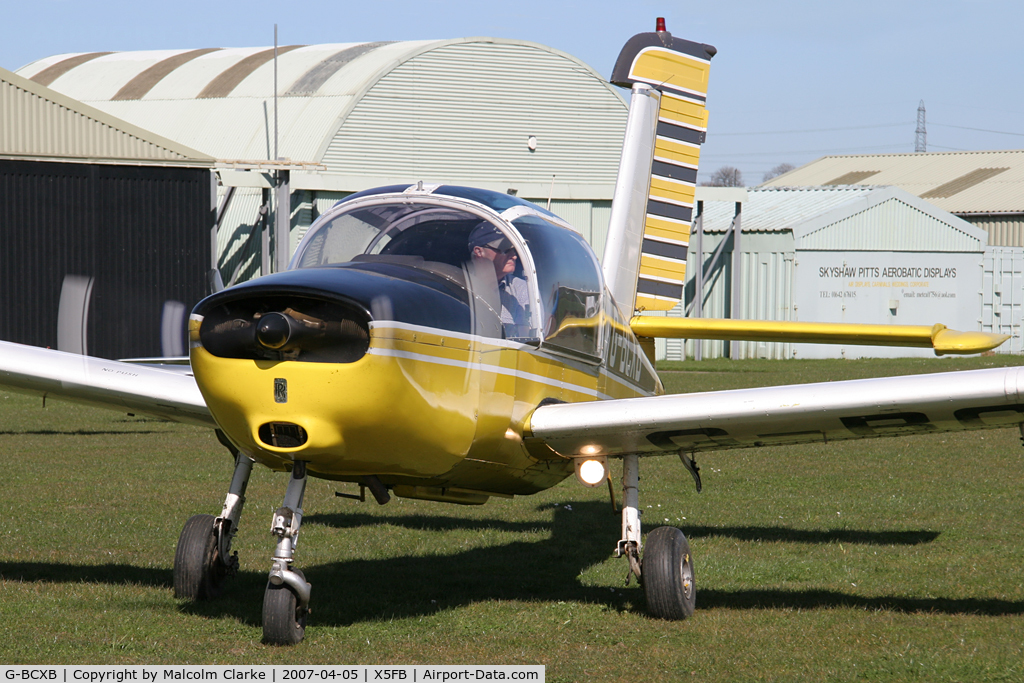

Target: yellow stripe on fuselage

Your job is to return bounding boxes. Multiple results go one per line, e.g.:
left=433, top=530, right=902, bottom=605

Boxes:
left=370, top=321, right=648, bottom=402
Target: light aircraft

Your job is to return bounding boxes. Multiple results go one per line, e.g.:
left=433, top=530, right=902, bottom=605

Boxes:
left=0, top=22, right=1021, bottom=645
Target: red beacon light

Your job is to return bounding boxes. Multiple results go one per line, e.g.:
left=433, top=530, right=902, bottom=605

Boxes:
left=656, top=17, right=667, bottom=32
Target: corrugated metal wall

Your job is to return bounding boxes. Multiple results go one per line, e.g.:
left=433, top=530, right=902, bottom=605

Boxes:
left=966, top=215, right=1024, bottom=248
left=322, top=42, right=626, bottom=186
left=982, top=247, right=1023, bottom=353
left=214, top=187, right=333, bottom=284
left=216, top=186, right=265, bottom=284
left=663, top=233, right=795, bottom=361
left=0, top=159, right=212, bottom=358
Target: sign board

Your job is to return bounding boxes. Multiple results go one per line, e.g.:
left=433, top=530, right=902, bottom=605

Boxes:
left=793, top=251, right=982, bottom=359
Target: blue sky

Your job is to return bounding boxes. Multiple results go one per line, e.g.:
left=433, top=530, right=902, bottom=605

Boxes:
left=4, top=0, right=1023, bottom=185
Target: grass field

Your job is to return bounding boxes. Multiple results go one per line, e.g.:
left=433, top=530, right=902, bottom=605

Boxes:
left=2, top=355, right=1024, bottom=680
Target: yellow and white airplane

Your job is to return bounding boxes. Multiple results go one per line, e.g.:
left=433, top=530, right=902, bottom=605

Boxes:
left=0, top=22, right=1019, bottom=645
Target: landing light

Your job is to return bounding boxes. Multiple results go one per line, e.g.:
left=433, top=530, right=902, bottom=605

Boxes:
left=575, top=457, right=608, bottom=487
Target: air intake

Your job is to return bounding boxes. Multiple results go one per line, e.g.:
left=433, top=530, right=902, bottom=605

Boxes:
left=258, top=422, right=309, bottom=449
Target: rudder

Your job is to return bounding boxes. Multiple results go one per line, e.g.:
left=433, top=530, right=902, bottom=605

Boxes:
left=603, top=21, right=715, bottom=314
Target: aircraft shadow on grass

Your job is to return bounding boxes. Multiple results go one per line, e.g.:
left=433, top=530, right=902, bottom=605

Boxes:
left=0, top=429, right=171, bottom=436
left=1, top=501, right=1019, bottom=626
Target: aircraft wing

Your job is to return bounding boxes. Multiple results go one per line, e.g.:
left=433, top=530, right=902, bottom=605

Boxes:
left=0, top=340, right=214, bottom=427
left=527, top=366, right=1024, bottom=458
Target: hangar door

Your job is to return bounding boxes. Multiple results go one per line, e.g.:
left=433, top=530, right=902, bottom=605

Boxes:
left=0, top=159, right=212, bottom=359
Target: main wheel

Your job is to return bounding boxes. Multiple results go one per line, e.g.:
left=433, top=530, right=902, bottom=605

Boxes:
left=642, top=526, right=696, bottom=620
left=262, top=569, right=307, bottom=645
left=173, top=514, right=225, bottom=600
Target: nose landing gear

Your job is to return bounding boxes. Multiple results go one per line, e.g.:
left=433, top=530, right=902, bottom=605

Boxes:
left=171, top=445, right=314, bottom=645
left=262, top=461, right=312, bottom=645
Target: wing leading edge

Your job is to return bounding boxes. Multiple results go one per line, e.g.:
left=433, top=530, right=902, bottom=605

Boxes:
left=0, top=340, right=214, bottom=427
left=527, top=366, right=1024, bottom=458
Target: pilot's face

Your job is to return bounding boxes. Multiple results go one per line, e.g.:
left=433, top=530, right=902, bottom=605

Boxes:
left=474, top=243, right=518, bottom=278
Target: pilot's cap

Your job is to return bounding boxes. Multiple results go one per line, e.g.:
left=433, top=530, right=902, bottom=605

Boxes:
left=468, top=222, right=512, bottom=252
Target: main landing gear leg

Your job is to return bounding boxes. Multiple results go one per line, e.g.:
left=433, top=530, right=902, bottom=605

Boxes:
left=616, top=453, right=697, bottom=620
left=262, top=461, right=312, bottom=645
left=173, top=451, right=254, bottom=600
left=616, top=453, right=643, bottom=583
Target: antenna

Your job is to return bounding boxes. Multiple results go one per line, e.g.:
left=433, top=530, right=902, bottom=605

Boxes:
left=915, top=100, right=927, bottom=153
left=274, top=24, right=279, bottom=161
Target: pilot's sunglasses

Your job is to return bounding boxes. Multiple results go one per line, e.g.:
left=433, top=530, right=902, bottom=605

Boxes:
left=485, top=244, right=517, bottom=255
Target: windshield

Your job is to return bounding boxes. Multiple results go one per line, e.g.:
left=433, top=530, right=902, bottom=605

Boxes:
left=512, top=216, right=605, bottom=361
left=293, top=200, right=541, bottom=342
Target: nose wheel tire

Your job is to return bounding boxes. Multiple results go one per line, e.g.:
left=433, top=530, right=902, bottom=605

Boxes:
left=263, top=569, right=308, bottom=645
left=642, top=526, right=696, bottom=620
left=173, top=514, right=226, bottom=601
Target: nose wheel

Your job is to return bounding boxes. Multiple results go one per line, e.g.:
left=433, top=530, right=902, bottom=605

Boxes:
left=262, top=461, right=312, bottom=645
left=263, top=567, right=308, bottom=645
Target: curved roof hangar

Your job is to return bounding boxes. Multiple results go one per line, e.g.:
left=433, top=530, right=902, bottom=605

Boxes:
left=19, top=39, right=628, bottom=196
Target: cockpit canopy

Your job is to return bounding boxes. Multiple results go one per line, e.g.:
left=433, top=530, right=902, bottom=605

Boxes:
left=291, top=185, right=609, bottom=361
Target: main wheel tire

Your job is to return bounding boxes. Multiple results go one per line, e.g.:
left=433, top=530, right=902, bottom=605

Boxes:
left=173, top=514, right=225, bottom=600
left=642, top=526, right=696, bottom=620
left=262, top=569, right=307, bottom=645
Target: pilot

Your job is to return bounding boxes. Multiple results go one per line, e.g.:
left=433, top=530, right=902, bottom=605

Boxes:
left=468, top=223, right=530, bottom=337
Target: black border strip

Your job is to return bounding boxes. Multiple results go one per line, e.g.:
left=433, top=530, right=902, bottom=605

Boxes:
left=651, top=160, right=698, bottom=184
left=647, top=199, right=692, bottom=223
left=637, top=278, right=685, bottom=299
left=655, top=83, right=707, bottom=103
left=642, top=238, right=688, bottom=261
left=656, top=120, right=705, bottom=146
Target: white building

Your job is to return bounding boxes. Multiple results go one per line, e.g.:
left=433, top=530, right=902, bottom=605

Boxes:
left=663, top=186, right=1000, bottom=360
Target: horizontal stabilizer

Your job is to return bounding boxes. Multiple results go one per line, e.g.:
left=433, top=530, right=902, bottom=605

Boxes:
left=629, top=317, right=1010, bottom=355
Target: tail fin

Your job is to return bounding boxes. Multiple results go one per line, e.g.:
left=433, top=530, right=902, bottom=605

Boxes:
left=602, top=21, right=715, bottom=315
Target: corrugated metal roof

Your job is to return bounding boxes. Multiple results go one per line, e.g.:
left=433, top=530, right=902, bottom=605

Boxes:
left=0, top=66, right=214, bottom=165
left=17, top=38, right=626, bottom=196
left=761, top=150, right=1024, bottom=214
left=697, top=186, right=986, bottom=252
left=698, top=185, right=876, bottom=233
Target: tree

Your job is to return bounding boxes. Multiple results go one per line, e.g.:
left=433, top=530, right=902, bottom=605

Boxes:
left=701, top=166, right=744, bottom=187
left=762, top=163, right=796, bottom=183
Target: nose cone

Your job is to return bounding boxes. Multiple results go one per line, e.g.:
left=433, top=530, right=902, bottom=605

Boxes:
left=256, top=312, right=291, bottom=349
